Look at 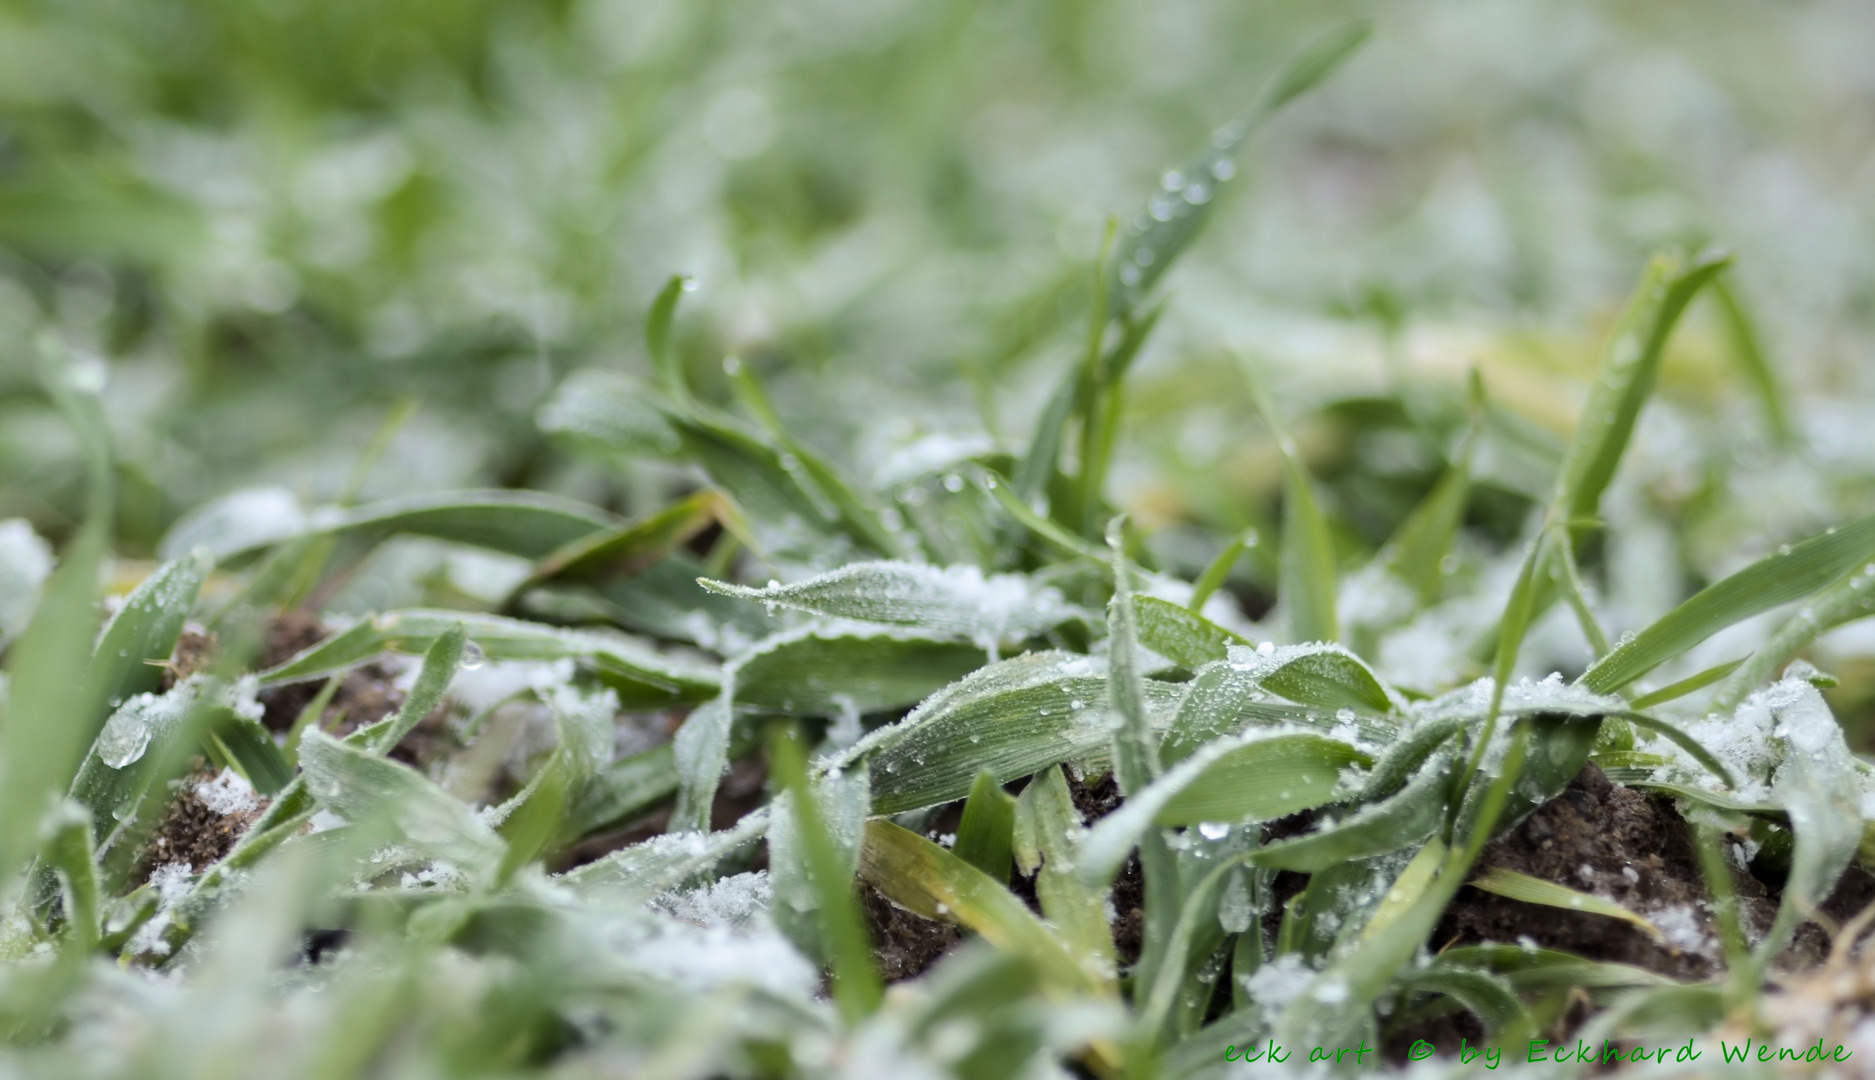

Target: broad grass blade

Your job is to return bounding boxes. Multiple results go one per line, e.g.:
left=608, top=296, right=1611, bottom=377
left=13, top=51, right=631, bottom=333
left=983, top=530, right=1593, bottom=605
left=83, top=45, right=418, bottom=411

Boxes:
left=954, top=770, right=1017, bottom=882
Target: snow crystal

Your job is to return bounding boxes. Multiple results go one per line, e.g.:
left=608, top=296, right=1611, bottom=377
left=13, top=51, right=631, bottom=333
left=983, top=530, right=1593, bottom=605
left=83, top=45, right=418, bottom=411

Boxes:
left=192, top=770, right=258, bottom=816
left=0, top=518, right=53, bottom=637
left=1652, top=904, right=1712, bottom=956
left=651, top=872, right=773, bottom=932
left=1242, top=953, right=1313, bottom=1011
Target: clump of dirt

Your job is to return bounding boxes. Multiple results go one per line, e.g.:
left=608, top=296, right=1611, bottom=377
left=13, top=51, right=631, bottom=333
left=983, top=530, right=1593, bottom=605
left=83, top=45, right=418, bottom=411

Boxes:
left=157, top=626, right=217, bottom=692
left=255, top=609, right=409, bottom=738
left=1437, top=762, right=1755, bottom=981
left=863, top=883, right=961, bottom=981
left=1066, top=772, right=1147, bottom=966
left=132, top=765, right=268, bottom=886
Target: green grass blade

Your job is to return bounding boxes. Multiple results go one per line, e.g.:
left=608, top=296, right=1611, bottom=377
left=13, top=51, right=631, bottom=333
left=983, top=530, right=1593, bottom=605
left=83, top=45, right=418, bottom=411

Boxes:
left=0, top=363, right=113, bottom=881
left=701, top=560, right=1086, bottom=646
left=1132, top=595, right=1250, bottom=670
left=646, top=274, right=692, bottom=401
left=1187, top=529, right=1256, bottom=613
left=261, top=610, right=720, bottom=707
left=1613, top=710, right=1736, bottom=788
left=1106, top=518, right=1160, bottom=794
left=954, top=770, right=1017, bottom=882
left=773, top=733, right=881, bottom=1022
left=669, top=696, right=733, bottom=834
left=1250, top=747, right=1453, bottom=873
left=1106, top=22, right=1369, bottom=317
left=1012, top=765, right=1115, bottom=985
left=1752, top=683, right=1861, bottom=971
left=768, top=761, right=869, bottom=965
left=1628, top=658, right=1747, bottom=709
left=1076, top=303, right=1164, bottom=537
left=1077, top=732, right=1367, bottom=887
left=1240, top=358, right=1338, bottom=644
left=1467, top=866, right=1662, bottom=940
left=1381, top=420, right=1479, bottom=606
left=42, top=803, right=99, bottom=953
left=564, top=744, right=678, bottom=838
left=1710, top=276, right=1790, bottom=444
left=729, top=625, right=986, bottom=715
left=88, top=550, right=212, bottom=722
left=1581, top=511, right=1875, bottom=695
left=209, top=711, right=294, bottom=795
left=513, top=490, right=721, bottom=595
left=1553, top=250, right=1732, bottom=528
left=359, top=622, right=464, bottom=756
left=858, top=820, right=1093, bottom=994
left=298, top=729, right=506, bottom=879
left=1396, top=967, right=1530, bottom=1039
left=1712, top=555, right=1875, bottom=711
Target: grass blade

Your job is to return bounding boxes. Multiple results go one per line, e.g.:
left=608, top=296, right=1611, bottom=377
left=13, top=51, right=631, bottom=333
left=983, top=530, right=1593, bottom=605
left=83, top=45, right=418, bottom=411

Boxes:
left=858, top=820, right=1094, bottom=994
left=1628, top=658, right=1747, bottom=709
left=669, top=696, right=732, bottom=835
left=646, top=274, right=692, bottom=401
left=1240, top=358, right=1338, bottom=644
left=1710, top=275, right=1790, bottom=445
left=1012, top=765, right=1115, bottom=984
left=1187, top=529, right=1256, bottom=613
left=1467, top=866, right=1663, bottom=940
left=1132, top=595, right=1250, bottom=671
left=773, top=732, right=881, bottom=1022
left=1582, top=511, right=1875, bottom=695
left=954, top=769, right=1017, bottom=882
left=1552, top=250, right=1732, bottom=528
left=1711, top=554, right=1875, bottom=711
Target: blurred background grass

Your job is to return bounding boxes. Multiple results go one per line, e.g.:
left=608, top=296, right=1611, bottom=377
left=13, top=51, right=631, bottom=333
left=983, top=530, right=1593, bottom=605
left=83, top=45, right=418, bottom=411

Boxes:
left=3, top=0, right=1875, bottom=726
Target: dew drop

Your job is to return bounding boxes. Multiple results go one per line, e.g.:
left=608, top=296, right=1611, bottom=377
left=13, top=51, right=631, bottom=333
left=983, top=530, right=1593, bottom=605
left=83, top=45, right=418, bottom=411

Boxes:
left=459, top=640, right=486, bottom=670
left=1209, top=159, right=1237, bottom=182
left=1160, top=170, right=1185, bottom=192
left=1182, top=182, right=1211, bottom=205
left=943, top=473, right=965, bottom=493
left=1119, top=264, right=1142, bottom=287
left=97, top=708, right=151, bottom=769
left=1197, top=821, right=1231, bottom=841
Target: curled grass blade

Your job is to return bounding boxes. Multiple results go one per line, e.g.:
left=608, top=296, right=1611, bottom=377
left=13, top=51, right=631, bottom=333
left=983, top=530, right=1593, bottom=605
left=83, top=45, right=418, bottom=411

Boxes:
left=954, top=769, right=1017, bottom=882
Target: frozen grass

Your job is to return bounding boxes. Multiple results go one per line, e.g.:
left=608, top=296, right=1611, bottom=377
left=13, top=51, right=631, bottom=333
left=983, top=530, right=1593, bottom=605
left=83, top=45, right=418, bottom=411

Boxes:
left=6, top=4, right=1875, bottom=1079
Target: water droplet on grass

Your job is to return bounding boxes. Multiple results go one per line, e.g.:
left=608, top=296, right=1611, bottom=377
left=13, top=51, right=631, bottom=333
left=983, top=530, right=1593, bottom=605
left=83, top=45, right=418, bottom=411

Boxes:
left=460, top=641, right=486, bottom=670
left=1196, top=821, right=1231, bottom=840
left=97, top=709, right=152, bottom=769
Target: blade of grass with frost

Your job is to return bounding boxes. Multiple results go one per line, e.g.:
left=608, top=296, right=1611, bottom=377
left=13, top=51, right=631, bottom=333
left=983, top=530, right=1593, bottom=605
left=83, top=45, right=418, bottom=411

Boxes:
left=859, top=821, right=1095, bottom=994
left=1711, top=275, right=1790, bottom=445
left=1581, top=510, right=1875, bottom=696
left=954, top=770, right=1017, bottom=881
left=701, top=560, right=1087, bottom=646
left=1611, top=710, right=1736, bottom=787
left=1105, top=20, right=1370, bottom=318
left=1749, top=682, right=1861, bottom=973
left=855, top=652, right=1184, bottom=814
left=0, top=364, right=112, bottom=881
left=565, top=744, right=678, bottom=837
left=728, top=625, right=985, bottom=714
left=361, top=623, right=464, bottom=755
left=537, top=369, right=680, bottom=461
left=1629, top=658, right=1746, bottom=709
left=259, top=610, right=720, bottom=706
left=87, top=549, right=211, bottom=726
left=207, top=711, right=293, bottom=794
left=1279, top=725, right=1530, bottom=1050
left=768, top=761, right=870, bottom=964
left=1076, top=732, right=1368, bottom=887
left=1430, top=946, right=1673, bottom=993
left=670, top=696, right=732, bottom=834
left=1187, top=529, right=1257, bottom=613
left=1239, top=357, right=1338, bottom=645
left=562, top=808, right=769, bottom=901
left=1013, top=765, right=1115, bottom=984
left=1133, top=595, right=1249, bottom=670
left=42, top=803, right=99, bottom=953
left=772, top=732, right=880, bottom=1022
left=1711, top=556, right=1875, bottom=711
left=494, top=747, right=571, bottom=884
left=1104, top=517, right=1182, bottom=1005
left=299, top=728, right=507, bottom=879
left=1467, top=867, right=1663, bottom=940
left=1249, top=747, right=1453, bottom=873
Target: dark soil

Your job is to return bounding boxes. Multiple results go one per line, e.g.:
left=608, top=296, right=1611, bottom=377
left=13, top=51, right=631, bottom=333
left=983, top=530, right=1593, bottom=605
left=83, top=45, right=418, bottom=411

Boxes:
left=255, top=609, right=413, bottom=749
left=862, top=883, right=961, bottom=981
left=132, top=765, right=268, bottom=886
left=157, top=626, right=217, bottom=691
left=1067, top=771, right=1146, bottom=966
left=1435, top=763, right=1750, bottom=981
